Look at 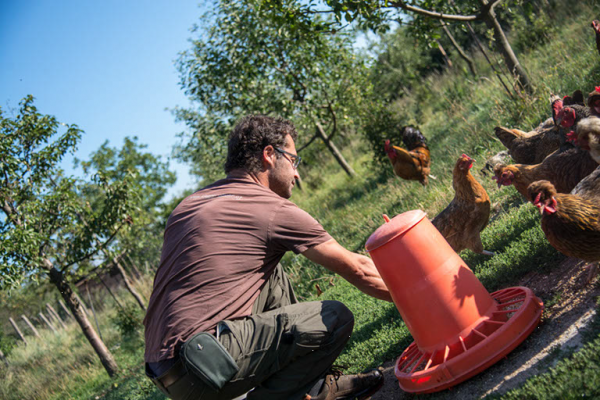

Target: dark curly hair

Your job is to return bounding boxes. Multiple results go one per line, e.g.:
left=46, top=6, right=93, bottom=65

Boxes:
left=225, top=115, right=298, bottom=174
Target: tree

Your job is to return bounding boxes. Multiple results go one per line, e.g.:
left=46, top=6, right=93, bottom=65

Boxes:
left=263, top=0, right=534, bottom=93
left=76, top=137, right=177, bottom=311
left=173, top=0, right=382, bottom=183
left=0, top=96, right=137, bottom=377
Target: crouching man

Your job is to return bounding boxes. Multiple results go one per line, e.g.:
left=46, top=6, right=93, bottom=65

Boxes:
left=144, top=115, right=392, bottom=400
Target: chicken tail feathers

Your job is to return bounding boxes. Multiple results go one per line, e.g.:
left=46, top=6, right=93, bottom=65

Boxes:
left=401, top=126, right=428, bottom=150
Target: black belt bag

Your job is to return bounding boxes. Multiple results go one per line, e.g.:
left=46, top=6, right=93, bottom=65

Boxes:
left=180, top=332, right=239, bottom=391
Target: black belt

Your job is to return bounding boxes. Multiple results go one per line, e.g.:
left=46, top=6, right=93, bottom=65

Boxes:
left=154, top=359, right=188, bottom=389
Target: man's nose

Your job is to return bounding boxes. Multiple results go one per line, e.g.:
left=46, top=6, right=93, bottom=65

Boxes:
left=294, top=169, right=300, bottom=180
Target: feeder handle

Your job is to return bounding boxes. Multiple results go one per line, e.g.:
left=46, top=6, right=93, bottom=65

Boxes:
left=383, top=214, right=391, bottom=223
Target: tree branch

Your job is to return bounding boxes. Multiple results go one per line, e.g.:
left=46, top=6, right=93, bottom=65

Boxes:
left=59, top=222, right=125, bottom=272
left=324, top=100, right=338, bottom=141
left=297, top=133, right=319, bottom=152
left=388, top=0, right=482, bottom=21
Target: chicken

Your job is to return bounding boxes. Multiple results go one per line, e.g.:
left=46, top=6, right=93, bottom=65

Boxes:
left=551, top=90, right=584, bottom=126
left=527, top=167, right=600, bottom=270
left=493, top=146, right=598, bottom=199
left=494, top=117, right=560, bottom=164
left=431, top=154, right=492, bottom=255
left=593, top=20, right=600, bottom=57
left=576, top=116, right=600, bottom=164
left=586, top=86, right=600, bottom=117
left=385, top=126, right=431, bottom=186
left=481, top=150, right=511, bottom=176
left=556, top=104, right=592, bottom=129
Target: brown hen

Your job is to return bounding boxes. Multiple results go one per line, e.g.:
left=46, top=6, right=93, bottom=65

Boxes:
left=385, top=126, right=431, bottom=186
left=586, top=86, right=600, bottom=117
left=431, top=154, right=492, bottom=255
left=493, top=146, right=598, bottom=199
left=494, top=117, right=560, bottom=164
left=527, top=168, right=600, bottom=264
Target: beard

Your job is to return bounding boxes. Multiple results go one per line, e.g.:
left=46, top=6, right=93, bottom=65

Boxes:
left=269, top=162, right=294, bottom=199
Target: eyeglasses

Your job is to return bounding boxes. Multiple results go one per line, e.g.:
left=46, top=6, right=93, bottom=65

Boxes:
left=274, top=147, right=301, bottom=169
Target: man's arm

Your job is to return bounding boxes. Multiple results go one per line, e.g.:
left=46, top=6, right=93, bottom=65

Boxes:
left=302, top=239, right=393, bottom=302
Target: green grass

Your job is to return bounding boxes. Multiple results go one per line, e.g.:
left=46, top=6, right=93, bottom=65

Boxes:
left=491, top=300, right=600, bottom=400
left=0, top=295, right=166, bottom=400
left=1, top=1, right=600, bottom=399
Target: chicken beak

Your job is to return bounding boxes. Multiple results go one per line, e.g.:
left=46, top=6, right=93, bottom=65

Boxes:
left=537, top=204, right=545, bottom=215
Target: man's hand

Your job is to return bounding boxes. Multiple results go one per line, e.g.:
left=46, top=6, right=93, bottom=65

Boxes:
left=302, top=239, right=393, bottom=302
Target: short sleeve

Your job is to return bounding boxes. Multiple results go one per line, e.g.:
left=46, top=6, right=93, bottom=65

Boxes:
left=269, top=202, right=332, bottom=254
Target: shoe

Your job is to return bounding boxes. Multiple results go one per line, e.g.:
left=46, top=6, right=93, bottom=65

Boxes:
left=309, top=368, right=384, bottom=400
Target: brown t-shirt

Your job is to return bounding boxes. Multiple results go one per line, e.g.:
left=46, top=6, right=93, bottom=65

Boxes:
left=143, top=174, right=332, bottom=362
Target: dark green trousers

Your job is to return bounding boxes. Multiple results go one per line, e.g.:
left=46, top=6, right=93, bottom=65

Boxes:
left=165, top=264, right=354, bottom=400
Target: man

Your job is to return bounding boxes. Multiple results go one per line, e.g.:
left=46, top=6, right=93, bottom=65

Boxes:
left=144, top=115, right=393, bottom=400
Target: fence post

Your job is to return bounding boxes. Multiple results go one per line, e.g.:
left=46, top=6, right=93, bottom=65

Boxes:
left=58, top=299, right=73, bottom=320
left=47, top=304, right=67, bottom=329
left=8, top=317, right=27, bottom=345
left=39, top=312, right=57, bottom=333
left=86, top=283, right=103, bottom=341
left=20, top=315, right=41, bottom=338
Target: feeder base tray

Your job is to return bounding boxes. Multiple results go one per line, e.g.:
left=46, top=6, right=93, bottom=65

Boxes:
left=395, top=286, right=543, bottom=393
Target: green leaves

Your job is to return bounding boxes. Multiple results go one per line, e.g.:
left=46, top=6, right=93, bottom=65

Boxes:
left=0, top=97, right=140, bottom=290
left=174, top=0, right=375, bottom=182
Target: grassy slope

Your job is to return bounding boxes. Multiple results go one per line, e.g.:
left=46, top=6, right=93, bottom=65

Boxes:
left=1, top=3, right=600, bottom=399
left=290, top=1, right=600, bottom=394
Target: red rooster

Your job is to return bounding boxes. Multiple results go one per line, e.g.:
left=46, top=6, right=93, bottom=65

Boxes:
left=385, top=126, right=432, bottom=186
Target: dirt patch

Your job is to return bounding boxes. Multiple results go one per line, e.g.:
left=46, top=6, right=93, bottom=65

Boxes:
left=370, top=257, right=600, bottom=400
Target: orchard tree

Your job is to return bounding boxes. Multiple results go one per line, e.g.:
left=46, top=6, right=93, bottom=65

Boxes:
left=263, top=0, right=534, bottom=93
left=0, top=96, right=137, bottom=377
left=76, top=137, right=177, bottom=310
left=173, top=0, right=383, bottom=182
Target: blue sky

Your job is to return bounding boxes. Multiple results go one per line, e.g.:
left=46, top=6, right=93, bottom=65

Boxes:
left=1, top=1, right=202, bottom=200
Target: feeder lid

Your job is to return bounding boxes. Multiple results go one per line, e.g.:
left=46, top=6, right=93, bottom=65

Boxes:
left=365, top=210, right=427, bottom=252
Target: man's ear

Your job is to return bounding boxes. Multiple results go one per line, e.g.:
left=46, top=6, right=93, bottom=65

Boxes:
left=262, top=145, right=277, bottom=169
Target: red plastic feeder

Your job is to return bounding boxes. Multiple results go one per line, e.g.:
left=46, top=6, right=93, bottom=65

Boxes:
left=365, top=210, right=543, bottom=393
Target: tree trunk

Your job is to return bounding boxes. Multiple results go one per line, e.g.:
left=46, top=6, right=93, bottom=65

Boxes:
left=86, top=282, right=104, bottom=341
left=97, top=274, right=126, bottom=312
left=440, top=21, right=477, bottom=76
left=295, top=175, right=304, bottom=191
left=73, top=292, right=91, bottom=317
left=315, top=123, right=356, bottom=177
left=125, top=254, right=143, bottom=281
left=445, top=0, right=514, bottom=97
left=45, top=259, right=118, bottom=377
left=21, top=315, right=41, bottom=338
left=39, top=312, right=57, bottom=333
left=480, top=0, right=532, bottom=93
left=435, top=39, right=453, bottom=68
left=112, top=257, right=147, bottom=311
left=47, top=303, right=67, bottom=329
left=8, top=317, right=27, bottom=345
